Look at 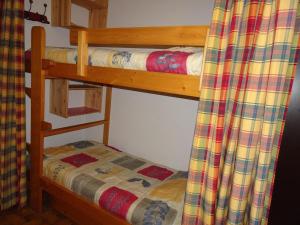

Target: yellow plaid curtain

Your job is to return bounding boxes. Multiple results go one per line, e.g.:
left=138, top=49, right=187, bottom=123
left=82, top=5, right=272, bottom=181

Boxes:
left=183, top=0, right=300, bottom=224
left=0, top=0, right=27, bottom=210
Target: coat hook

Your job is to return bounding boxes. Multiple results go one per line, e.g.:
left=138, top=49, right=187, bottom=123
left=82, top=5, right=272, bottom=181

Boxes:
left=28, top=0, right=33, bottom=12
left=41, top=3, right=49, bottom=24
left=43, top=3, right=47, bottom=16
left=24, top=0, right=50, bottom=24
left=25, top=0, right=33, bottom=19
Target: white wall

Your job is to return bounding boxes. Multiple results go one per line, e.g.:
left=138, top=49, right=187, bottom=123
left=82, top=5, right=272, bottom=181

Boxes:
left=108, top=0, right=213, bottom=27
left=25, top=0, right=213, bottom=171
left=87, top=0, right=213, bottom=170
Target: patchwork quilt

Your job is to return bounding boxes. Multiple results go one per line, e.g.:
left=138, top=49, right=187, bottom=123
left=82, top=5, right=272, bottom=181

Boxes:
left=43, top=141, right=188, bottom=225
left=26, top=47, right=203, bottom=75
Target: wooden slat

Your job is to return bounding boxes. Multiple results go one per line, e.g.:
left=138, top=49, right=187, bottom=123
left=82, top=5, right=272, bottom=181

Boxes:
left=50, top=79, right=69, bottom=118
left=46, top=63, right=200, bottom=98
left=89, top=0, right=108, bottom=28
left=103, top=87, right=112, bottom=145
left=70, top=26, right=209, bottom=47
left=71, top=0, right=106, bottom=10
left=68, top=107, right=99, bottom=116
left=41, top=176, right=129, bottom=225
left=77, top=30, right=88, bottom=76
left=30, top=26, right=46, bottom=212
left=85, top=87, right=102, bottom=112
left=51, top=0, right=71, bottom=27
left=43, top=120, right=106, bottom=137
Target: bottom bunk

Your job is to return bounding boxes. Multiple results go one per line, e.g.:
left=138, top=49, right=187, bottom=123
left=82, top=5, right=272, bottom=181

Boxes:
left=42, top=141, right=187, bottom=225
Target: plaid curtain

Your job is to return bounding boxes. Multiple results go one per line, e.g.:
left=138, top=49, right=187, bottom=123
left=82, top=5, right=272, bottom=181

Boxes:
left=183, top=1, right=300, bottom=224
left=0, top=0, right=27, bottom=210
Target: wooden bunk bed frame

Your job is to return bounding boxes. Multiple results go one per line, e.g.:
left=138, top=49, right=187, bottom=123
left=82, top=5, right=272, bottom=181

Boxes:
left=29, top=25, right=209, bottom=225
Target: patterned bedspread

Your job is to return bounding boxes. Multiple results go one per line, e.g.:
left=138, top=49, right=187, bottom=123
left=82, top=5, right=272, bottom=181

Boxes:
left=26, top=47, right=203, bottom=75
left=43, top=141, right=187, bottom=225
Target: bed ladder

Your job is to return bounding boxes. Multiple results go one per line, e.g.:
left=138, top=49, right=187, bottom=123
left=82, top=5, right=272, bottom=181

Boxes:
left=29, top=26, right=112, bottom=212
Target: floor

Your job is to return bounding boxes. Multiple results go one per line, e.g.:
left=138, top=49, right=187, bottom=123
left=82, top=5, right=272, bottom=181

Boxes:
left=0, top=206, right=75, bottom=225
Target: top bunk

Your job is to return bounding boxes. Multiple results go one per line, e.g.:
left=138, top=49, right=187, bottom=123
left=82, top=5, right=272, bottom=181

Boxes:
left=28, top=25, right=209, bottom=98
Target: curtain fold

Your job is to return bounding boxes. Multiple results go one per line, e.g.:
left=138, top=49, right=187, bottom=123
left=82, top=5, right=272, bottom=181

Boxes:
left=183, top=0, right=300, bottom=224
left=0, top=0, right=27, bottom=210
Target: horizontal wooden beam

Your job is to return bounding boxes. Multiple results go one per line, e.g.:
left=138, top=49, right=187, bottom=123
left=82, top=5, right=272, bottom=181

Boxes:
left=46, top=63, right=200, bottom=98
left=70, top=26, right=209, bottom=47
left=43, top=120, right=106, bottom=137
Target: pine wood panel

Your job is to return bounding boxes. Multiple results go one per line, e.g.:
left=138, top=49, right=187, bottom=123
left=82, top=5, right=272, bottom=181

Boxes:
left=50, top=79, right=69, bottom=118
left=52, top=0, right=108, bottom=29
left=85, top=87, right=102, bottom=111
left=46, top=63, right=200, bottom=98
left=89, top=7, right=107, bottom=28
left=68, top=106, right=99, bottom=116
left=50, top=79, right=102, bottom=117
left=88, top=0, right=108, bottom=28
left=51, top=0, right=71, bottom=27
left=70, top=26, right=209, bottom=47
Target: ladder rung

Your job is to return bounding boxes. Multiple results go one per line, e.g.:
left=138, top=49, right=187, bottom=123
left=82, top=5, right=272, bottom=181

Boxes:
left=43, top=120, right=107, bottom=137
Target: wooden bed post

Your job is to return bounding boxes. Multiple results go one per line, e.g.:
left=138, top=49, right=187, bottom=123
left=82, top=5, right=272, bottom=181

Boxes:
left=103, top=87, right=112, bottom=145
left=77, top=30, right=88, bottom=76
left=30, top=26, right=46, bottom=212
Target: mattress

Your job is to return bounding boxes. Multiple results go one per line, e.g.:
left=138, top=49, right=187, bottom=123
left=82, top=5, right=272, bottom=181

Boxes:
left=26, top=47, right=203, bottom=75
left=43, top=141, right=187, bottom=225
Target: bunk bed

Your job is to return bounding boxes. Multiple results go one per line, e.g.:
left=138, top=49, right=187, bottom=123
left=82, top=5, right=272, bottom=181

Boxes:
left=28, top=25, right=209, bottom=225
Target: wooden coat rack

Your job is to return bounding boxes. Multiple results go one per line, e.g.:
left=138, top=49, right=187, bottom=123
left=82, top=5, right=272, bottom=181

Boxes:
left=24, top=0, right=50, bottom=24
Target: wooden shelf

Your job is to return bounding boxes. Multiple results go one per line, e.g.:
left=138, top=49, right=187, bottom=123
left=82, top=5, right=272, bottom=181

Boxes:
left=68, top=106, right=99, bottom=116
left=50, top=79, right=102, bottom=118
left=51, top=0, right=108, bottom=28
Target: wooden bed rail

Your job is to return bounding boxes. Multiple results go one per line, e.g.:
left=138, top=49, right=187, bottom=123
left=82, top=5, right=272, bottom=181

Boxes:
left=27, top=26, right=209, bottom=98
left=43, top=120, right=106, bottom=137
left=72, top=25, right=209, bottom=79
left=70, top=25, right=209, bottom=47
